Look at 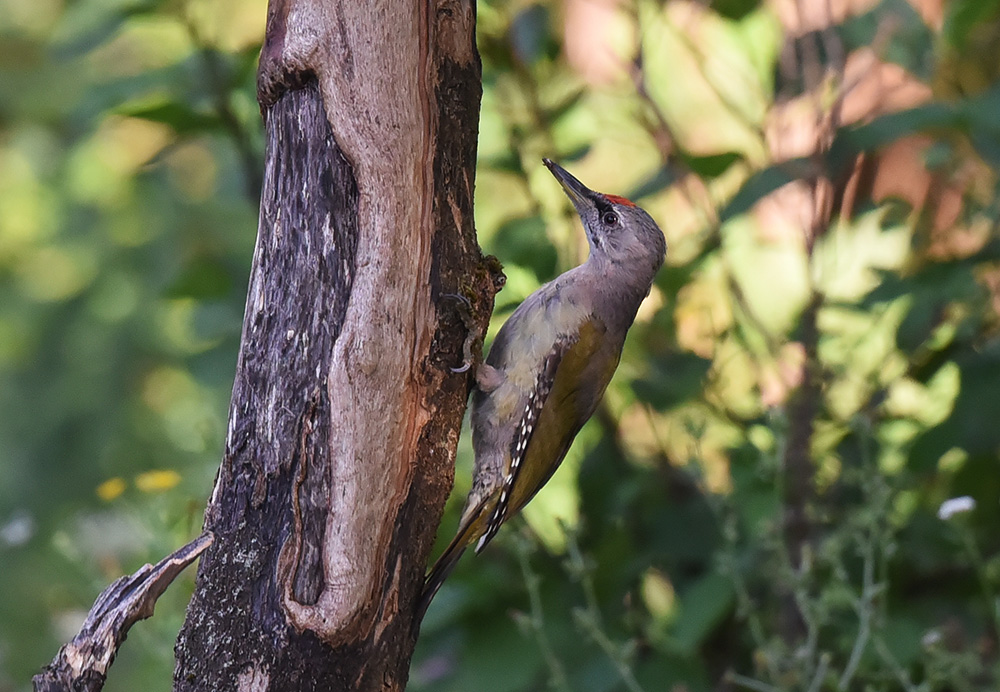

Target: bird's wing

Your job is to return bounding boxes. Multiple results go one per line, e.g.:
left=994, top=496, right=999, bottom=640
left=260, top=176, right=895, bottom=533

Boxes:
left=475, top=316, right=616, bottom=552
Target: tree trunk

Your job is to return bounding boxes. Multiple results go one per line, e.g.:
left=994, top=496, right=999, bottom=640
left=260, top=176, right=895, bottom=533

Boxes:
left=173, top=2, right=494, bottom=690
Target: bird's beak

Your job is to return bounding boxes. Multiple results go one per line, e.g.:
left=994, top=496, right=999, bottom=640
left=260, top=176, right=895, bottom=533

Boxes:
left=543, top=159, right=595, bottom=214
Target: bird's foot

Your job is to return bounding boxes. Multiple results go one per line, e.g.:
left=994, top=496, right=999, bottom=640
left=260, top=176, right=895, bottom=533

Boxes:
left=441, top=293, right=480, bottom=373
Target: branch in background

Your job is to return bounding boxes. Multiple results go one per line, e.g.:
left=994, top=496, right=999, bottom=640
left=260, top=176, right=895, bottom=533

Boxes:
left=33, top=532, right=213, bottom=692
left=180, top=13, right=264, bottom=200
left=781, top=171, right=835, bottom=582
left=199, top=45, right=264, bottom=200
left=625, top=16, right=721, bottom=229
left=779, top=293, right=820, bottom=641
left=769, top=0, right=847, bottom=644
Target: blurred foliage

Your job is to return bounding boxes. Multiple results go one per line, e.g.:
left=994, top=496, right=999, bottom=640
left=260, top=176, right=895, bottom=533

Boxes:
left=0, top=0, right=263, bottom=688
left=2, top=0, right=1000, bottom=691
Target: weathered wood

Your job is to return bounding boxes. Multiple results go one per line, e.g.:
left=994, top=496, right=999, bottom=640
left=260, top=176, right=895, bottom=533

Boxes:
left=174, top=1, right=493, bottom=690
left=33, top=533, right=212, bottom=692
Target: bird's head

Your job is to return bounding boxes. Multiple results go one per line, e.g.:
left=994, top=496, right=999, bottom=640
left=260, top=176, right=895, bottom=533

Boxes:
left=543, top=159, right=666, bottom=279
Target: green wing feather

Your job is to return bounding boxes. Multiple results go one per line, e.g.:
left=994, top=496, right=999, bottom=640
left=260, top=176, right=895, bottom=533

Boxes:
left=418, top=317, right=617, bottom=621
left=501, top=317, right=616, bottom=522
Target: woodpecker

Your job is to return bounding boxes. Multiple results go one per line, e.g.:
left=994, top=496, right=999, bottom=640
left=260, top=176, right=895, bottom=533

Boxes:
left=420, top=159, right=666, bottom=615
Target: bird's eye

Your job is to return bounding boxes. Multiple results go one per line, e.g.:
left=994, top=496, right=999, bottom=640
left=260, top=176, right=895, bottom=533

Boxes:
left=601, top=211, right=619, bottom=227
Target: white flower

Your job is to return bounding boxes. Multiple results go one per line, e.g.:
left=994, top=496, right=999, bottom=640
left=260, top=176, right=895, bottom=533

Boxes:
left=937, top=496, right=975, bottom=520
left=0, top=510, right=34, bottom=547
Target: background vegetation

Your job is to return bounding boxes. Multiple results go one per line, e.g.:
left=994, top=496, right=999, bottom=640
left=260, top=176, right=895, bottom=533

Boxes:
left=2, top=0, right=999, bottom=690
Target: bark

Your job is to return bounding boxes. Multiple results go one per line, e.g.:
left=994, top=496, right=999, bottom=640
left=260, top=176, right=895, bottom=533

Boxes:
left=33, top=534, right=213, bottom=692
left=173, top=2, right=496, bottom=690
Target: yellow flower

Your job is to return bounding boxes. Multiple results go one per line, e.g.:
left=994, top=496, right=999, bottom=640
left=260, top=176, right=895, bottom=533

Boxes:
left=135, top=469, right=182, bottom=493
left=96, top=477, right=127, bottom=501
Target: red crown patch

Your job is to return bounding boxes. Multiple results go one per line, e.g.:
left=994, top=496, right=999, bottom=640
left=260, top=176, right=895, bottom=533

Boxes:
left=602, top=194, right=636, bottom=208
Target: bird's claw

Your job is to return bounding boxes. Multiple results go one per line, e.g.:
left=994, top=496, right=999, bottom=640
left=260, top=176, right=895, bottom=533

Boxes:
left=441, top=292, right=480, bottom=374
left=441, top=292, right=473, bottom=312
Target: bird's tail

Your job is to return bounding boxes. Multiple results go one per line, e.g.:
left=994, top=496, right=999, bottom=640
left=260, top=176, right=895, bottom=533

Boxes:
left=414, top=500, right=489, bottom=628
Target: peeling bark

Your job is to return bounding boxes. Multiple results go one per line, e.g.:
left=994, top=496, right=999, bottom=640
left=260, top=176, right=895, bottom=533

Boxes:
left=173, top=2, right=495, bottom=690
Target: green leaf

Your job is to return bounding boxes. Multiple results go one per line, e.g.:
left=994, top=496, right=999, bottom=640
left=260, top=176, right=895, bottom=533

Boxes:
left=679, top=151, right=742, bottom=179
left=509, top=4, right=553, bottom=66
left=629, top=165, right=679, bottom=201
left=482, top=151, right=524, bottom=174
left=839, top=0, right=935, bottom=79
left=839, top=103, right=959, bottom=152
left=669, top=572, right=736, bottom=654
left=493, top=215, right=558, bottom=282
left=719, top=158, right=810, bottom=222
left=560, top=143, right=591, bottom=163
left=51, top=3, right=164, bottom=60
left=167, top=257, right=233, bottom=299
left=547, top=88, right=585, bottom=123
left=943, top=0, right=1000, bottom=49
left=710, top=0, right=763, bottom=21
left=442, top=616, right=544, bottom=692
left=119, top=102, right=223, bottom=134
left=636, top=655, right=711, bottom=692
left=632, top=351, right=712, bottom=411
